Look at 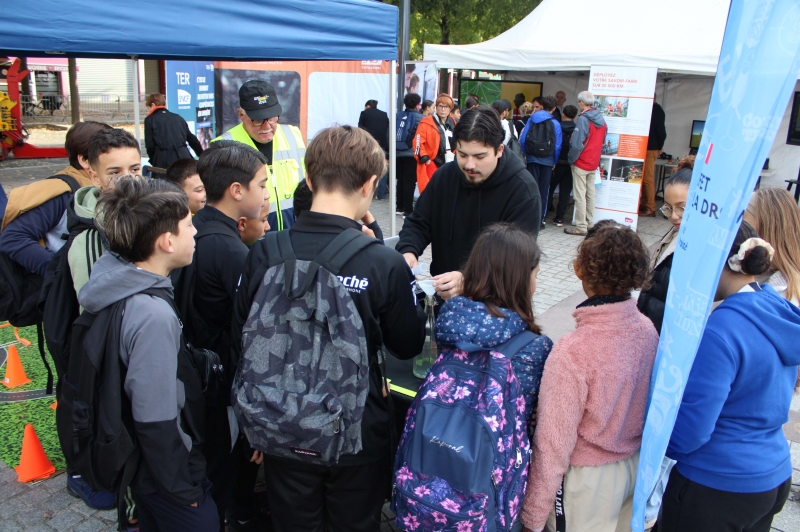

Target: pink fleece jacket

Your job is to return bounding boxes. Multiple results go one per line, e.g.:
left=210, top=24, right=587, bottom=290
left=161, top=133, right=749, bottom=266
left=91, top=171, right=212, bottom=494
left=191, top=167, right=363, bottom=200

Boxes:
left=520, top=298, right=658, bottom=530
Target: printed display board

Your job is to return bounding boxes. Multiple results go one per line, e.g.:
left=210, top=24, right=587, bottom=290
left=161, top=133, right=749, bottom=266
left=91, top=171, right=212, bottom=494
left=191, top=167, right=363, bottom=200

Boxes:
left=589, top=65, right=658, bottom=229
left=404, top=61, right=439, bottom=103
left=459, top=80, right=542, bottom=108
left=165, top=61, right=216, bottom=151
left=216, top=60, right=391, bottom=142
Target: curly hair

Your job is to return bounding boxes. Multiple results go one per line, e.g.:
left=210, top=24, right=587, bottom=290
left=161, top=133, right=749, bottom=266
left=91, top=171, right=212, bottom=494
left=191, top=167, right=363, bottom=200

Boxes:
left=673, top=154, right=695, bottom=173
left=576, top=222, right=651, bottom=295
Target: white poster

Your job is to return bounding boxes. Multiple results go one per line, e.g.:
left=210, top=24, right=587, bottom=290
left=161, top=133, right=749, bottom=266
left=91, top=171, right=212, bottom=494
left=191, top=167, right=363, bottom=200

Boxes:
left=404, top=62, right=439, bottom=103
left=590, top=65, right=657, bottom=229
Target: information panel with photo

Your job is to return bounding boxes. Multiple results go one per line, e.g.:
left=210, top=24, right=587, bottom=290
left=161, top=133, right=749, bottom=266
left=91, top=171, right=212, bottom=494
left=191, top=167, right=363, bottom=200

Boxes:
left=589, top=65, right=657, bottom=229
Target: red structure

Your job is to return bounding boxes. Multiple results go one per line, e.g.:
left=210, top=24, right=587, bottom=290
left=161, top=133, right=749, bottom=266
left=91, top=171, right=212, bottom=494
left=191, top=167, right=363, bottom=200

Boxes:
left=1, top=59, right=67, bottom=161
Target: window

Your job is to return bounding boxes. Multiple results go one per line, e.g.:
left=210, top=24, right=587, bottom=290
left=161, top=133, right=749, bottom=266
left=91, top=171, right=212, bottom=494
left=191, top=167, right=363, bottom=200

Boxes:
left=788, top=91, right=800, bottom=146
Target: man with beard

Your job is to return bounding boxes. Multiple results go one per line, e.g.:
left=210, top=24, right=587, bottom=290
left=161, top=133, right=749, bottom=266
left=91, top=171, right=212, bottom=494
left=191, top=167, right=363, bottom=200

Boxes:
left=396, top=106, right=541, bottom=302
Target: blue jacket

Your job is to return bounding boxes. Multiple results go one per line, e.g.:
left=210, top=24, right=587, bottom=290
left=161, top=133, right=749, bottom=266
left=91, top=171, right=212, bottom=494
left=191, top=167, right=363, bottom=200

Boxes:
left=435, top=296, right=553, bottom=437
left=520, top=110, right=562, bottom=166
left=667, top=285, right=800, bottom=492
left=0, top=193, right=70, bottom=277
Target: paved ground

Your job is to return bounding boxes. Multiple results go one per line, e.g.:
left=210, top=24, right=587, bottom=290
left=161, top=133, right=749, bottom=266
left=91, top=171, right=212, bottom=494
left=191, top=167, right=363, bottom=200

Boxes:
left=0, top=159, right=798, bottom=531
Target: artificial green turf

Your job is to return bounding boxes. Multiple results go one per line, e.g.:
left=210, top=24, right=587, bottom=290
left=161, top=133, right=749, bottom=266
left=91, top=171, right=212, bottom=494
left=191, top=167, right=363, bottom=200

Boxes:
left=0, top=324, right=63, bottom=471
left=0, top=398, right=63, bottom=470
left=0, top=324, right=58, bottom=392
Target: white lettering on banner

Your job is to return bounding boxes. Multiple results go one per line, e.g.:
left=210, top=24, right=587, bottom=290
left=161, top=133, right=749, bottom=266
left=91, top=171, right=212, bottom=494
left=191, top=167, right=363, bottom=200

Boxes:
left=176, top=72, right=191, bottom=85
left=198, top=85, right=209, bottom=92
left=707, top=226, right=731, bottom=249
left=177, top=89, right=191, bottom=105
left=196, top=76, right=206, bottom=83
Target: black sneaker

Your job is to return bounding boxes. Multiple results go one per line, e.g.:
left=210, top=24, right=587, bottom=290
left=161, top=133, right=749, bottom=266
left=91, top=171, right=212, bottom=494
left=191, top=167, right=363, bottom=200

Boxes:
left=554, top=218, right=564, bottom=227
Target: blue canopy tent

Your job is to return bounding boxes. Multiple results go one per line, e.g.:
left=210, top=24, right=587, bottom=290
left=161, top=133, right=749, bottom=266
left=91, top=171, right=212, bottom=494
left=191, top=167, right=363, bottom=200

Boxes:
left=0, top=0, right=403, bottom=233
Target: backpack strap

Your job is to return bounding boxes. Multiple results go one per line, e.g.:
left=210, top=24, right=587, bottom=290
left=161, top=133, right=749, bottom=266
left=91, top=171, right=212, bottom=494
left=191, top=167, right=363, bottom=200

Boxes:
left=282, top=229, right=378, bottom=299
left=49, top=174, right=81, bottom=195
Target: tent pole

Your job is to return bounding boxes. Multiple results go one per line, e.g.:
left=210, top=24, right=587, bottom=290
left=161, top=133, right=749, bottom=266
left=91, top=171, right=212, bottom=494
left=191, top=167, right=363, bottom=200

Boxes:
left=390, top=60, right=398, bottom=237
left=132, top=57, right=142, bottom=148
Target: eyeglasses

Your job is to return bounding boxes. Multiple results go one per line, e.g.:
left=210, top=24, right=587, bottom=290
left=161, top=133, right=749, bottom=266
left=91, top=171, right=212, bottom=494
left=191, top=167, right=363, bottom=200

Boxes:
left=660, top=204, right=685, bottom=217
left=250, top=116, right=279, bottom=127
left=436, top=104, right=451, bottom=110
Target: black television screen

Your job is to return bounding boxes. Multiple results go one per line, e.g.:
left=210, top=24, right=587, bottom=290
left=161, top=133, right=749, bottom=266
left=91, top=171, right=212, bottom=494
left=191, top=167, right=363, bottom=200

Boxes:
left=690, top=120, right=705, bottom=149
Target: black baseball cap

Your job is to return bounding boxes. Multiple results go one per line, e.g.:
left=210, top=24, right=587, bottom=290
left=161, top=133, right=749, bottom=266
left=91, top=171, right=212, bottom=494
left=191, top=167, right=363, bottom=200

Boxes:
left=239, top=80, right=282, bottom=121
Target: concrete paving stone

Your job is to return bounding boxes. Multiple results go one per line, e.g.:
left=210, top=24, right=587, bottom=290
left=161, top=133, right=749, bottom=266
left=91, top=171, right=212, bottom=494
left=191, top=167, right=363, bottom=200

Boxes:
left=42, top=491, right=78, bottom=514
left=70, top=518, right=108, bottom=532
left=22, top=486, right=54, bottom=505
left=0, top=522, right=24, bottom=532
left=45, top=509, right=84, bottom=530
left=70, top=500, right=97, bottom=518
left=772, top=498, right=800, bottom=532
left=0, top=466, right=20, bottom=484
left=13, top=508, right=48, bottom=526
left=37, top=476, right=68, bottom=494
left=92, top=509, right=118, bottom=524
left=0, top=481, right=27, bottom=501
left=0, top=496, right=30, bottom=516
left=19, top=525, right=53, bottom=532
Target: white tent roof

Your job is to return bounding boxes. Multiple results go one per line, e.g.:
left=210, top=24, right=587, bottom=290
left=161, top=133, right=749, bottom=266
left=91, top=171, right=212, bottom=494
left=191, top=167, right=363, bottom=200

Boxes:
left=424, top=0, right=731, bottom=75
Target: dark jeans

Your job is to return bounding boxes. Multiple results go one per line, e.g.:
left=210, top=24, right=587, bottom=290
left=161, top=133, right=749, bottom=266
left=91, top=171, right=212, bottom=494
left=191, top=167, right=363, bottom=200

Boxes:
left=527, top=162, right=553, bottom=223
left=135, top=479, right=219, bottom=532
left=396, top=157, right=418, bottom=215
left=659, top=467, right=791, bottom=532
left=228, top=443, right=261, bottom=523
left=376, top=173, right=388, bottom=200
left=550, top=163, right=574, bottom=219
left=263, top=455, right=391, bottom=532
left=202, top=406, right=239, bottom=532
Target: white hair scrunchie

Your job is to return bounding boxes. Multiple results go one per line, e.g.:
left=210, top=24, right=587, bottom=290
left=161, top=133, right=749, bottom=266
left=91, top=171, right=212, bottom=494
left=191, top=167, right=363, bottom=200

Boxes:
left=727, top=237, right=775, bottom=273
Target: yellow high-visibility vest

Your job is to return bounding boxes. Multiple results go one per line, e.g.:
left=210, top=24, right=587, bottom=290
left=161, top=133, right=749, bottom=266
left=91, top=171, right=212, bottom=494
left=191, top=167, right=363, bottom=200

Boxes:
left=214, top=123, right=306, bottom=230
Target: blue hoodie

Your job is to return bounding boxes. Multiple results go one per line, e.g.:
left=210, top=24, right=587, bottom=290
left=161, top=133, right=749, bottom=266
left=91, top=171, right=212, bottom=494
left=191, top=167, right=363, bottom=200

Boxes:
left=520, top=110, right=562, bottom=166
left=435, top=296, right=553, bottom=436
left=667, top=285, right=800, bottom=492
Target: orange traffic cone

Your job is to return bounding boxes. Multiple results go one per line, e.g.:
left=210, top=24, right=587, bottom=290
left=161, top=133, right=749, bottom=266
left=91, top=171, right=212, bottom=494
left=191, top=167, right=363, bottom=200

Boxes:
left=49, top=401, right=58, bottom=411
left=15, top=424, right=56, bottom=482
left=2, top=345, right=32, bottom=388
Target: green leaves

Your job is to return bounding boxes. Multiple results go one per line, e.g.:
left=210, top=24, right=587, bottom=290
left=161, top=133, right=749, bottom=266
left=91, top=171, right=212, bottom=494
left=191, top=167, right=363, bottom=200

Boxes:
left=386, top=0, right=541, bottom=59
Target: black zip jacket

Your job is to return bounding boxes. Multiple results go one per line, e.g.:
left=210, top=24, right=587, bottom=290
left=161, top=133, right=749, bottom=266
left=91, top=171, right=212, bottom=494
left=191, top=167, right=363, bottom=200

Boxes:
left=144, top=108, right=203, bottom=169
left=396, top=151, right=541, bottom=276
left=233, top=211, right=427, bottom=465
left=558, top=120, right=577, bottom=164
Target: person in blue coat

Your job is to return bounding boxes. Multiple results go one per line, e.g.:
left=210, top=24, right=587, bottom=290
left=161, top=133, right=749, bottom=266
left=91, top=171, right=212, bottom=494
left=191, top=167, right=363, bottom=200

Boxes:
left=661, top=220, right=800, bottom=532
left=520, top=95, right=561, bottom=228
left=434, top=223, right=553, bottom=439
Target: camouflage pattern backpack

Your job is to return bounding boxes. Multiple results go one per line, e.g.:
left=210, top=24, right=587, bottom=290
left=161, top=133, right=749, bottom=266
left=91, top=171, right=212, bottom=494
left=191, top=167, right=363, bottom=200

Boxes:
left=232, top=228, right=379, bottom=465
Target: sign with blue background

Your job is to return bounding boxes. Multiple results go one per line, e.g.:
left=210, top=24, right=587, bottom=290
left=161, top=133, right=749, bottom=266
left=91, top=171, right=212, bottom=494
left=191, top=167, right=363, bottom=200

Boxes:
left=631, top=1, right=800, bottom=530
left=165, top=61, right=216, bottom=152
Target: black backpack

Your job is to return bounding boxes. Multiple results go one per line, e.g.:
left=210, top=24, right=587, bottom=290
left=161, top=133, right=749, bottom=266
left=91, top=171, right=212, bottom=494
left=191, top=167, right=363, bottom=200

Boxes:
left=0, top=174, right=80, bottom=327
left=40, top=206, right=103, bottom=379
left=525, top=118, right=556, bottom=158
left=56, top=287, right=205, bottom=528
left=395, top=110, right=421, bottom=151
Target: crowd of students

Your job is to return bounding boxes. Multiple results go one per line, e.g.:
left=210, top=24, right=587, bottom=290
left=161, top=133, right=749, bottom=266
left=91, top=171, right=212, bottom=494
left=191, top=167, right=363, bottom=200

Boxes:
left=0, top=102, right=799, bottom=532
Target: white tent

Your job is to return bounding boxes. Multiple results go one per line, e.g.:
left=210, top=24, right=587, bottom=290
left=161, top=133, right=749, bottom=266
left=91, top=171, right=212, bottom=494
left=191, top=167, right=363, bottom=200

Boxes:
left=424, top=0, right=730, bottom=75
left=425, top=0, right=800, bottom=190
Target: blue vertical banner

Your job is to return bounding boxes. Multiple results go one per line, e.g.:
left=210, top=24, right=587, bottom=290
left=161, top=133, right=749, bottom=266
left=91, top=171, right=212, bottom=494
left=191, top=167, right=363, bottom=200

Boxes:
left=631, top=1, right=800, bottom=531
left=165, top=61, right=216, bottom=152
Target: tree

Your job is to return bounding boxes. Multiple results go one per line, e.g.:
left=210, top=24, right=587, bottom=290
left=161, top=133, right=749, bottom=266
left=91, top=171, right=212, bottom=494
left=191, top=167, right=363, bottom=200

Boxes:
left=386, top=0, right=541, bottom=59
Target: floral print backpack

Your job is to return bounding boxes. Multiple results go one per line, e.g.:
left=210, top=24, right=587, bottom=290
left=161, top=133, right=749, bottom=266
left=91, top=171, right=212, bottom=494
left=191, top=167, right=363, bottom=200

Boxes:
left=391, top=332, right=534, bottom=531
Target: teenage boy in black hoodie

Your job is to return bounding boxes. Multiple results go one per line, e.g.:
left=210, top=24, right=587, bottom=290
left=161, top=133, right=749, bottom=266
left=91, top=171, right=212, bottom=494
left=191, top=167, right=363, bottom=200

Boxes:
left=79, top=177, right=216, bottom=531
left=397, top=105, right=541, bottom=300
left=232, top=125, right=426, bottom=532
left=549, top=104, right=579, bottom=227
left=185, top=140, right=269, bottom=530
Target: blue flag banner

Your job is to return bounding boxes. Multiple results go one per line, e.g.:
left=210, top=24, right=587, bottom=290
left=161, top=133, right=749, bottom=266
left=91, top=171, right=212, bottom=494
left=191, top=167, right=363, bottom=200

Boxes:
left=631, top=1, right=800, bottom=530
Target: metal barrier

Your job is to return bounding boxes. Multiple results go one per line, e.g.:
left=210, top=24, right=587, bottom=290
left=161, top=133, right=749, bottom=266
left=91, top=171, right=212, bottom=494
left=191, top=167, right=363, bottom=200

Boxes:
left=17, top=94, right=148, bottom=125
